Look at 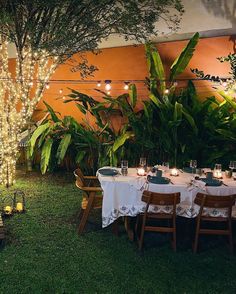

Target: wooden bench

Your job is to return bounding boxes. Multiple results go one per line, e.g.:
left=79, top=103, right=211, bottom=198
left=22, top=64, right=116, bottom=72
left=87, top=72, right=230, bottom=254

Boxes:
left=0, top=215, right=5, bottom=241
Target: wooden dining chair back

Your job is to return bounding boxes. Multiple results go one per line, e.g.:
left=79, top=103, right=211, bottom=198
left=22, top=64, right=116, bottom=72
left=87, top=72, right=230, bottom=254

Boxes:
left=136, top=190, right=181, bottom=251
left=193, top=192, right=236, bottom=253
left=74, top=168, right=103, bottom=235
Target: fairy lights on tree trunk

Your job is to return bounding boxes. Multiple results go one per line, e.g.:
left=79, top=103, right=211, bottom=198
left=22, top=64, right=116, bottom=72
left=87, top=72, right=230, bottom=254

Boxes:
left=0, top=36, right=59, bottom=186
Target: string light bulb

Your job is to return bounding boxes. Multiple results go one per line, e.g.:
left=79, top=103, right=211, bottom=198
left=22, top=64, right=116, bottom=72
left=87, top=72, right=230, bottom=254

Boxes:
left=45, top=83, right=50, bottom=89
left=97, top=81, right=101, bottom=87
left=59, top=89, right=63, bottom=94
left=105, top=80, right=112, bottom=91
left=164, top=89, right=170, bottom=94
left=124, top=81, right=130, bottom=90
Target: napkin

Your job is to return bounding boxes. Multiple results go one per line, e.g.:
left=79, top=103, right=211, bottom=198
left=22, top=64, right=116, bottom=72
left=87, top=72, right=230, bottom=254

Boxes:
left=187, top=179, right=206, bottom=191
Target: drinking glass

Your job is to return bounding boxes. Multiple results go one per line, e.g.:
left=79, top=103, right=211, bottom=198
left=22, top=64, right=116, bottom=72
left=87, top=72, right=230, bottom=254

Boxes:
left=121, top=160, right=128, bottom=176
left=190, top=160, right=197, bottom=175
left=162, top=162, right=169, bottom=175
left=139, top=157, right=146, bottom=167
left=229, top=161, right=236, bottom=171
left=214, top=163, right=222, bottom=171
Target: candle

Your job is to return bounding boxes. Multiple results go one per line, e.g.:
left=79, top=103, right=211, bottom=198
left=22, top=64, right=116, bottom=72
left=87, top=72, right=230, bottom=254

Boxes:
left=213, top=170, right=222, bottom=179
left=171, top=168, right=179, bottom=176
left=4, top=206, right=13, bottom=215
left=137, top=168, right=145, bottom=176
left=16, top=202, right=23, bottom=212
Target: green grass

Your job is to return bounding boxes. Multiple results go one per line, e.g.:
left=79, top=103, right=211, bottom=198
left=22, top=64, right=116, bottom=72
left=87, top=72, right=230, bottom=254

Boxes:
left=0, top=172, right=236, bottom=294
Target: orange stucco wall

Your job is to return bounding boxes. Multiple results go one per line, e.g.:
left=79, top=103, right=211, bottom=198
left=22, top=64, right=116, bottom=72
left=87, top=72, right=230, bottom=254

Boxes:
left=9, top=35, right=236, bottom=122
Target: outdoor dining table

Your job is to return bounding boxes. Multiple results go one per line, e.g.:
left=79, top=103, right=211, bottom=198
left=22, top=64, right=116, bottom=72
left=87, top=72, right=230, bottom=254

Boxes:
left=98, top=168, right=236, bottom=237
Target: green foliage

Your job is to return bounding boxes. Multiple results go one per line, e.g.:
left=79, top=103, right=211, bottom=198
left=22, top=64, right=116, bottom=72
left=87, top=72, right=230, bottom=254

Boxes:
left=30, top=32, right=236, bottom=172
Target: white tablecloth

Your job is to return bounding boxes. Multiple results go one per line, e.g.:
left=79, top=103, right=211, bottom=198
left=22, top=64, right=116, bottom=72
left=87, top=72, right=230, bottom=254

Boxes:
left=98, top=168, right=236, bottom=228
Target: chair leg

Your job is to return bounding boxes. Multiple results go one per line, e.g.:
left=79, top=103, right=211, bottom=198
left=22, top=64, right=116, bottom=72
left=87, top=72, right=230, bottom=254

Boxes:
left=78, top=192, right=95, bottom=235
left=138, top=218, right=145, bottom=251
left=172, top=221, right=177, bottom=252
left=193, top=218, right=201, bottom=253
left=228, top=219, right=233, bottom=254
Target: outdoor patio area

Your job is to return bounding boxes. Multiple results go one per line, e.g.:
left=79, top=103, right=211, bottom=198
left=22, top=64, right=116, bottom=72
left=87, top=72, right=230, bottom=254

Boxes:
left=1, top=0, right=236, bottom=293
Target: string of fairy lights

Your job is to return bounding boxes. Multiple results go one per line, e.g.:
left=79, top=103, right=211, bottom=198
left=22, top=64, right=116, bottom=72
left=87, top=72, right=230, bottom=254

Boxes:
left=0, top=36, right=60, bottom=186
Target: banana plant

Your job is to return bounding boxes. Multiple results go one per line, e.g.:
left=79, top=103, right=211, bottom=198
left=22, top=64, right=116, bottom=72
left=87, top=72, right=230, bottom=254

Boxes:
left=144, top=33, right=199, bottom=165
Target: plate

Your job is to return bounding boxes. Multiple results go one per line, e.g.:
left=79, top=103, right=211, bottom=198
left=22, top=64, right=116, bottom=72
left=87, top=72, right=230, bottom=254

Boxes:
left=199, top=178, right=222, bottom=186
left=98, top=168, right=119, bottom=176
left=147, top=175, right=170, bottom=184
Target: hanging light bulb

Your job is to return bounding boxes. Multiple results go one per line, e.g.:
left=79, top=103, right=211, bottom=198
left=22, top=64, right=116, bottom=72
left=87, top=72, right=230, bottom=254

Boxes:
left=97, top=81, right=101, bottom=87
left=222, top=81, right=227, bottom=87
left=164, top=89, right=170, bottom=94
left=105, top=80, right=112, bottom=91
left=59, top=89, right=63, bottom=94
left=107, top=91, right=111, bottom=95
left=45, top=83, right=50, bottom=89
left=124, top=81, right=130, bottom=90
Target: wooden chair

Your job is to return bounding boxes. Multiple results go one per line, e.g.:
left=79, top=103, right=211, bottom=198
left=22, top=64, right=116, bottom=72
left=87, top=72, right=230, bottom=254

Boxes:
left=193, top=193, right=236, bottom=254
left=136, top=190, right=180, bottom=251
left=74, top=168, right=103, bottom=235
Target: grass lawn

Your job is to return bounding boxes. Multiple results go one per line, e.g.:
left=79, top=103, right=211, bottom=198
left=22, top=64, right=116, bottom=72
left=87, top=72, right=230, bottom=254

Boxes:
left=0, top=171, right=236, bottom=294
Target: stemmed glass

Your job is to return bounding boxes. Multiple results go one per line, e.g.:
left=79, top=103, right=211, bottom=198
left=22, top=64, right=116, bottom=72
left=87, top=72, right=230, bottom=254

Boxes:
left=190, top=160, right=197, bottom=176
left=139, top=157, right=146, bottom=167
left=229, top=161, right=236, bottom=171
left=229, top=161, right=236, bottom=179
left=162, top=162, right=169, bottom=176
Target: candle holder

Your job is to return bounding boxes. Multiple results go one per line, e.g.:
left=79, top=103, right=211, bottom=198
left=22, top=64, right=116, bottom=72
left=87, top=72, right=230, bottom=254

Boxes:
left=137, top=167, right=146, bottom=176
left=170, top=168, right=179, bottom=177
left=13, top=190, right=26, bottom=213
left=1, top=194, right=14, bottom=217
left=213, top=169, right=223, bottom=179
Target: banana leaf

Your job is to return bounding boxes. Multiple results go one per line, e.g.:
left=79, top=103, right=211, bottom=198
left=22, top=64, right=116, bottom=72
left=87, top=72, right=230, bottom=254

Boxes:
left=112, top=131, right=134, bottom=153
left=129, top=84, right=137, bottom=108
left=219, top=91, right=236, bottom=110
left=43, top=101, right=61, bottom=123
left=56, top=133, right=72, bottom=164
left=40, top=138, right=53, bottom=174
left=151, top=49, right=166, bottom=93
left=170, top=32, right=199, bottom=81
left=75, top=151, right=86, bottom=164
left=29, top=122, right=50, bottom=156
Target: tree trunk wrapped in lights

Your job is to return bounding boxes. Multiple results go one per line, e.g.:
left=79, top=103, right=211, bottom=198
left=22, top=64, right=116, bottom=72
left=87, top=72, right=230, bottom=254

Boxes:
left=0, top=36, right=58, bottom=186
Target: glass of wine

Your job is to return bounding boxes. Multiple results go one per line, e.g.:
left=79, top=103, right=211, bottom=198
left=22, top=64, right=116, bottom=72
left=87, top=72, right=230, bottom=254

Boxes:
left=190, top=160, right=197, bottom=176
left=139, top=157, right=146, bottom=167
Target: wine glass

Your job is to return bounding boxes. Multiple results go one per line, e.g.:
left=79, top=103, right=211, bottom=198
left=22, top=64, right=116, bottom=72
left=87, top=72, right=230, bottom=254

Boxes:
left=190, top=160, right=197, bottom=175
left=162, top=162, right=169, bottom=176
left=229, top=161, right=236, bottom=171
left=139, top=157, right=146, bottom=167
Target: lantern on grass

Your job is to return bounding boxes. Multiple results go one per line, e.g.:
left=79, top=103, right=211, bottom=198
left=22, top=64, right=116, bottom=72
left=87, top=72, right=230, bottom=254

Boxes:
left=1, top=195, right=14, bottom=217
left=13, top=190, right=26, bottom=213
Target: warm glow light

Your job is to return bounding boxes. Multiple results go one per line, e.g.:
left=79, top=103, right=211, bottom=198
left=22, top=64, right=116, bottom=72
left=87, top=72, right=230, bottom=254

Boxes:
left=164, top=89, right=170, bottom=94
left=124, top=82, right=129, bottom=90
left=0, top=35, right=58, bottom=187
left=105, top=80, right=111, bottom=91
left=137, top=168, right=145, bottom=176
left=59, top=89, right=63, bottom=94
left=171, top=168, right=179, bottom=176
left=97, top=81, right=101, bottom=87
